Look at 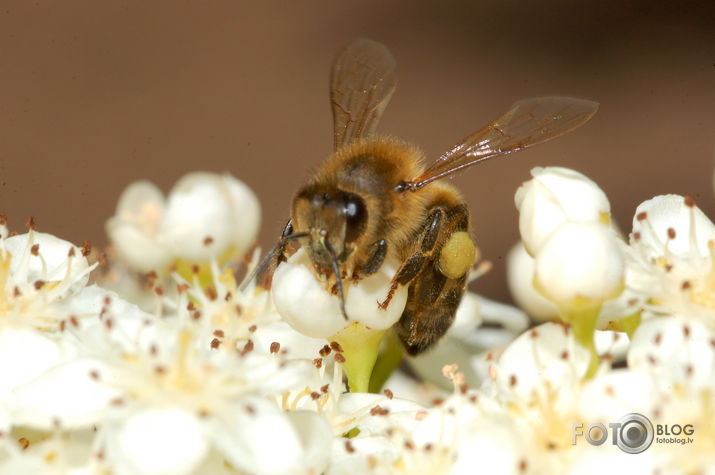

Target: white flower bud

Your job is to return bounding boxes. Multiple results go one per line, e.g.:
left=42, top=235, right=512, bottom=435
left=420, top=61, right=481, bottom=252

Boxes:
left=106, top=181, right=172, bottom=272
left=514, top=167, right=611, bottom=255
left=506, top=242, right=558, bottom=322
left=534, top=222, right=625, bottom=307
left=271, top=248, right=408, bottom=339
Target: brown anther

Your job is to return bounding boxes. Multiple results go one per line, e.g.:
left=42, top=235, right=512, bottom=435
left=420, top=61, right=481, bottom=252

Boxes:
left=110, top=397, right=125, bottom=406
left=154, top=286, right=164, bottom=296
left=383, top=389, right=394, bottom=399
left=191, top=264, right=200, bottom=274
left=69, top=315, right=79, bottom=327
left=485, top=352, right=494, bottom=361
left=59, top=320, right=66, bottom=332
left=546, top=441, right=557, bottom=450
left=154, top=365, right=167, bottom=375
left=235, top=303, right=244, bottom=315
left=89, top=370, right=100, bottom=380
left=210, top=338, right=221, bottom=349
left=81, top=241, right=92, bottom=256
left=684, top=195, right=696, bottom=208
left=509, top=374, right=518, bottom=387
left=647, top=354, right=657, bottom=365
left=469, top=394, right=478, bottom=404
left=319, top=344, right=331, bottom=357
left=685, top=364, right=694, bottom=376
left=370, top=405, right=382, bottom=416
left=667, top=227, right=676, bottom=239
left=30, top=244, right=39, bottom=256
left=248, top=324, right=257, bottom=333
left=310, top=392, right=321, bottom=400
left=682, top=280, right=692, bottom=290
left=205, top=287, right=217, bottom=301
left=683, top=325, right=691, bottom=338
left=424, top=443, right=433, bottom=451
left=18, top=437, right=30, bottom=450
left=602, top=353, right=614, bottom=363
left=34, top=280, right=45, bottom=290
left=224, top=292, right=232, bottom=302
left=321, top=384, right=329, bottom=393
left=177, top=283, right=190, bottom=294
left=519, top=459, right=528, bottom=472
left=187, top=302, right=196, bottom=311
left=0, top=212, right=6, bottom=225
left=270, top=342, right=281, bottom=354
left=192, top=310, right=202, bottom=320
left=13, top=286, right=21, bottom=297
left=459, top=383, right=468, bottom=395
left=560, top=350, right=569, bottom=360
left=710, top=338, right=715, bottom=348
left=530, top=329, right=539, bottom=339
left=313, top=358, right=323, bottom=368
left=404, top=441, right=414, bottom=450
left=654, top=333, right=662, bottom=345
left=432, top=398, right=444, bottom=406
left=330, top=341, right=344, bottom=353
left=198, top=409, right=210, bottom=418
left=633, top=231, right=641, bottom=241
left=240, top=339, right=254, bottom=356
left=149, top=344, right=158, bottom=356
left=203, top=236, right=214, bottom=246
left=104, top=318, right=113, bottom=330
left=334, top=353, right=346, bottom=363
left=345, top=440, right=355, bottom=453
left=96, top=450, right=105, bottom=461
left=26, top=216, right=37, bottom=230
left=636, top=211, right=648, bottom=221
left=665, top=264, right=673, bottom=272
left=245, top=405, right=255, bottom=415
left=213, top=329, right=225, bottom=338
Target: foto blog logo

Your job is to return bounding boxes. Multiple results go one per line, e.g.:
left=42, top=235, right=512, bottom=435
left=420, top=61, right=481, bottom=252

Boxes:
left=572, top=413, right=695, bottom=454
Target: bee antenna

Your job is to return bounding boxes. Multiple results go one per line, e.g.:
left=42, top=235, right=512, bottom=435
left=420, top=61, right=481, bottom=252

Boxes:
left=240, top=232, right=309, bottom=291
left=323, top=239, right=348, bottom=320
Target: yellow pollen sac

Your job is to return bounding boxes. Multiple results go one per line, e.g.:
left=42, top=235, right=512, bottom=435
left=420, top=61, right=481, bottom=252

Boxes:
left=438, top=231, right=477, bottom=280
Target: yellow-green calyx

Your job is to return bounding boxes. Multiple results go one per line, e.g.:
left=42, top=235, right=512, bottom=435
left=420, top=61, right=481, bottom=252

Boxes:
left=331, top=323, right=388, bottom=393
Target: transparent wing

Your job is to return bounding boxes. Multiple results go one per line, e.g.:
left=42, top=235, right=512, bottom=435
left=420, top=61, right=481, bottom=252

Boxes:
left=330, top=38, right=397, bottom=149
left=401, top=97, right=599, bottom=191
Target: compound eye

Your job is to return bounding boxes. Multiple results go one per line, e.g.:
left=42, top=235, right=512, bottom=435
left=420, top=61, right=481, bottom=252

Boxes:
left=343, top=193, right=367, bottom=243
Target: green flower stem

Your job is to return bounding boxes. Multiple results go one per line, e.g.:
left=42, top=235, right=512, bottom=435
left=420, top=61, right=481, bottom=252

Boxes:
left=368, top=329, right=404, bottom=393
left=331, top=323, right=387, bottom=393
left=560, top=303, right=601, bottom=379
left=605, top=312, right=642, bottom=339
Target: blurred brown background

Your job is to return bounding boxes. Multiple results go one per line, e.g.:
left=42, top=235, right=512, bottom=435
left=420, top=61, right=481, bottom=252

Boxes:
left=1, top=0, right=713, bottom=303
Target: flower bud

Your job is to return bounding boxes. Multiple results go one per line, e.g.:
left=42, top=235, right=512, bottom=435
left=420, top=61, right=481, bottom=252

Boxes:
left=506, top=242, right=559, bottom=322
left=271, top=248, right=408, bottom=339
left=534, top=222, right=625, bottom=308
left=515, top=167, right=610, bottom=255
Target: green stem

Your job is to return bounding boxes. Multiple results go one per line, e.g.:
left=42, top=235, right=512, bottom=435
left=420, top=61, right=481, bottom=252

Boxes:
left=560, top=303, right=601, bottom=379
left=331, top=323, right=387, bottom=393
left=368, top=329, right=404, bottom=393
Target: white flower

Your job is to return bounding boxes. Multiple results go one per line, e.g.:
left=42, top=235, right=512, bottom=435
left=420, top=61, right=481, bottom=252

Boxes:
left=106, top=172, right=260, bottom=272
left=506, top=242, right=559, bottom=322
left=271, top=248, right=408, bottom=339
left=627, top=194, right=715, bottom=325
left=514, top=167, right=611, bottom=256
left=534, top=222, right=625, bottom=308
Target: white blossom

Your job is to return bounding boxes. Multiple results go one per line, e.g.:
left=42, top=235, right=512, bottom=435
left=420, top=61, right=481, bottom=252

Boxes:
left=514, top=167, right=611, bottom=256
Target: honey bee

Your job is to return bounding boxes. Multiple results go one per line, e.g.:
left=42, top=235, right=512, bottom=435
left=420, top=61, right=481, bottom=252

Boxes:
left=254, top=39, right=598, bottom=355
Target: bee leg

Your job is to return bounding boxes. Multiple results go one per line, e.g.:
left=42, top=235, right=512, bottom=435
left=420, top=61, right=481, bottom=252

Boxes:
left=378, top=209, right=444, bottom=309
left=359, top=239, right=388, bottom=278
left=254, top=219, right=293, bottom=289
left=396, top=203, right=473, bottom=354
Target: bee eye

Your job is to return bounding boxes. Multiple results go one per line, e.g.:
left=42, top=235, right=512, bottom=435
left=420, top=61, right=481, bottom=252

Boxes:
left=342, top=193, right=366, bottom=243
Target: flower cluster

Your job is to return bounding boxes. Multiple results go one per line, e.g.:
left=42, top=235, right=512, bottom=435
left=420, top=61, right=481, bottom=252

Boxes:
left=1, top=166, right=713, bottom=473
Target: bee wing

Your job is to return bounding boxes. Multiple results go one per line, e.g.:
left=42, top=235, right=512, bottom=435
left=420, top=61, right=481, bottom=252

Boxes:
left=401, top=97, right=599, bottom=191
left=330, top=38, right=397, bottom=149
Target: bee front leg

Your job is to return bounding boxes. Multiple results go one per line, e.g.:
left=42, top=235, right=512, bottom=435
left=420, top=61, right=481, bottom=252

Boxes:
left=378, top=208, right=444, bottom=309
left=254, top=219, right=293, bottom=289
left=359, top=239, right=387, bottom=278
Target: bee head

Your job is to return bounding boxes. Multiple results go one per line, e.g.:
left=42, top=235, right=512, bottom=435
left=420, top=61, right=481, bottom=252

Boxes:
left=292, top=185, right=367, bottom=271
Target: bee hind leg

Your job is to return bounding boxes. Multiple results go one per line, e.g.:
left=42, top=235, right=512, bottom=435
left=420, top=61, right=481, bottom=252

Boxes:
left=378, top=208, right=444, bottom=309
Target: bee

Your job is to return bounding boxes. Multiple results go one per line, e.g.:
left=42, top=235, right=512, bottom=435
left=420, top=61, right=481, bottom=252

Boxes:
left=254, top=38, right=598, bottom=355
